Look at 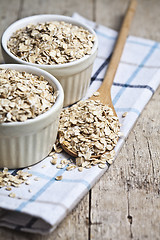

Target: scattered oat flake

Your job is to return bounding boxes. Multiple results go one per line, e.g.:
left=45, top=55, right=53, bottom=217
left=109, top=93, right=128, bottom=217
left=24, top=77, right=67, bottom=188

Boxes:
left=66, top=165, right=76, bottom=171
left=98, top=163, right=106, bottom=169
left=49, top=151, right=57, bottom=157
left=107, top=159, right=114, bottom=164
left=5, top=187, right=12, bottom=191
left=55, top=175, right=63, bottom=181
left=34, top=177, right=40, bottom=181
left=0, top=168, right=32, bottom=189
left=9, top=192, right=16, bottom=198
left=50, top=158, right=57, bottom=165
left=93, top=91, right=100, bottom=97
left=85, top=165, right=92, bottom=169
left=25, top=181, right=30, bottom=185
left=56, top=164, right=64, bottom=169
left=78, top=167, right=83, bottom=172
left=54, top=145, right=63, bottom=153
left=61, top=159, right=69, bottom=165
left=122, top=112, right=128, bottom=118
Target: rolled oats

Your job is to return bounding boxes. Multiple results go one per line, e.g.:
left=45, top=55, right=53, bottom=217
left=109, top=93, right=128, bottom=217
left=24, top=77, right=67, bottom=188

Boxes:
left=78, top=167, right=83, bottom=172
left=8, top=192, right=16, bottom=198
left=49, top=151, right=57, bottom=157
left=34, top=177, right=40, bottom=181
left=122, top=112, right=128, bottom=118
left=53, top=142, right=63, bottom=153
left=98, top=163, right=106, bottom=169
left=61, top=159, right=70, bottom=166
left=55, top=175, right=63, bottom=181
left=58, top=99, right=121, bottom=168
left=7, top=21, right=95, bottom=65
left=50, top=158, right=57, bottom=165
left=93, top=92, right=100, bottom=97
left=66, top=164, right=76, bottom=171
left=5, top=187, right=12, bottom=191
left=0, top=168, right=32, bottom=190
left=25, top=181, right=30, bottom=185
left=41, top=165, right=46, bottom=168
left=56, top=164, right=64, bottom=169
left=0, top=68, right=58, bottom=123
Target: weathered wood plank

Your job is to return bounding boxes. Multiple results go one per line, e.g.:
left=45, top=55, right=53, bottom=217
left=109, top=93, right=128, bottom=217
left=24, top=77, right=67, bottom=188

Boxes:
left=47, top=194, right=89, bottom=240
left=90, top=87, right=160, bottom=240
left=0, top=0, right=21, bottom=63
left=128, top=86, right=160, bottom=239
left=90, top=173, right=131, bottom=239
left=90, top=0, right=160, bottom=239
left=96, top=0, right=129, bottom=31
left=20, top=0, right=93, bottom=20
left=0, top=0, right=160, bottom=239
left=96, top=0, right=160, bottom=41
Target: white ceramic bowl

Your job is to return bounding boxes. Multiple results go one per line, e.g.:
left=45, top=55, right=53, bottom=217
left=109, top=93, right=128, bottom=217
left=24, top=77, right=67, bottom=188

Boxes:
left=1, top=14, right=98, bottom=107
left=0, top=64, right=64, bottom=168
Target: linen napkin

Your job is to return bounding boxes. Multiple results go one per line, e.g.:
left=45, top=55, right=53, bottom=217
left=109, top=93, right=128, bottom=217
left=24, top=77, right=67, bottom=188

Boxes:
left=0, top=13, right=160, bottom=234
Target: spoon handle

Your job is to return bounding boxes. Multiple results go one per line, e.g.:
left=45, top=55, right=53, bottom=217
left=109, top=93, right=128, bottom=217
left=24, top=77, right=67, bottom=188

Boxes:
left=97, top=0, right=137, bottom=103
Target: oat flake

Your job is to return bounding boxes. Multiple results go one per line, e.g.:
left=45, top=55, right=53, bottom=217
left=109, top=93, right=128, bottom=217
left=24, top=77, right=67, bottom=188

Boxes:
left=58, top=99, right=121, bottom=168
left=7, top=21, right=95, bottom=65
left=0, top=68, right=58, bottom=123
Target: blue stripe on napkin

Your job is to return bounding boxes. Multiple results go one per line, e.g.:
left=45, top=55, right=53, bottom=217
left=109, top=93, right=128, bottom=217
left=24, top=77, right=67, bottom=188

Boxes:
left=16, top=167, right=68, bottom=211
left=113, top=42, right=158, bottom=105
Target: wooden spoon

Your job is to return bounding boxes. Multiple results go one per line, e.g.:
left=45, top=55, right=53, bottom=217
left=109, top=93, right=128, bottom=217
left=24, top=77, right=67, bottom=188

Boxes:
left=60, top=0, right=137, bottom=157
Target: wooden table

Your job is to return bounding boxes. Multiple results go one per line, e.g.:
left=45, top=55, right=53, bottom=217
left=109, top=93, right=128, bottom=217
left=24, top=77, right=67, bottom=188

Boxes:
left=0, top=0, right=160, bottom=239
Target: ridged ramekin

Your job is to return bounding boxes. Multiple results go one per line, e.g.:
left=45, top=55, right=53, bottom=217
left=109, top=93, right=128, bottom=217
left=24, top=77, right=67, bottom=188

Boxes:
left=0, top=64, right=64, bottom=169
left=1, top=14, right=98, bottom=107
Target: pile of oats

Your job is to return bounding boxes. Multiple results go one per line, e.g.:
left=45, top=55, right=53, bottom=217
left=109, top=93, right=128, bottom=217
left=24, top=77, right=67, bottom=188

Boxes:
left=0, top=168, right=32, bottom=194
left=7, top=21, right=95, bottom=65
left=0, top=68, right=58, bottom=123
left=58, top=99, right=121, bottom=169
left=49, top=150, right=76, bottom=171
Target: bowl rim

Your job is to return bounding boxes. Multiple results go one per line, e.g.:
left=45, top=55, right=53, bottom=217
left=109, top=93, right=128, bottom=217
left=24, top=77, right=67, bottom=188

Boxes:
left=1, top=14, right=98, bottom=69
left=0, top=64, right=64, bottom=127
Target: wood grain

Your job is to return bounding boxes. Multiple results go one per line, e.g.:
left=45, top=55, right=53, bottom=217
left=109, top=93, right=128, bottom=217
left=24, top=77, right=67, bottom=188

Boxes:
left=0, top=0, right=160, bottom=239
left=90, top=1, right=160, bottom=239
left=90, top=86, right=160, bottom=239
left=19, top=0, right=93, bottom=20
left=91, top=0, right=137, bottom=114
left=0, top=0, right=21, bottom=63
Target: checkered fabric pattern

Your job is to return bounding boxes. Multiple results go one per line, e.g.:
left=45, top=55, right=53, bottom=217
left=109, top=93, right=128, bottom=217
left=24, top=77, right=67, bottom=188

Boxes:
left=0, top=13, right=160, bottom=234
